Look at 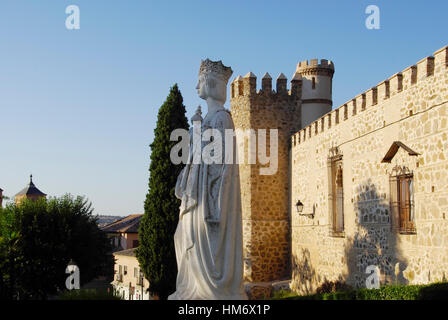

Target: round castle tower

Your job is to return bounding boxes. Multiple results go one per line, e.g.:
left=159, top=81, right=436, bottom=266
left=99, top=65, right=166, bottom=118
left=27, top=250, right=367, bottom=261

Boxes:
left=296, top=59, right=334, bottom=129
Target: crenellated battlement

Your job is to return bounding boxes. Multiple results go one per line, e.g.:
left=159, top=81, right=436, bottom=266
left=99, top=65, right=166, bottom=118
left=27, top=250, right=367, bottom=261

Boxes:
left=291, top=45, right=448, bottom=148
left=230, top=71, right=302, bottom=100
left=296, top=59, right=335, bottom=77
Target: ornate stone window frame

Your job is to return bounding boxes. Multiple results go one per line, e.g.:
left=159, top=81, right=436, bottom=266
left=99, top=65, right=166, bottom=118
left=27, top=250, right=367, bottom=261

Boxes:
left=389, top=165, right=416, bottom=235
left=327, top=146, right=345, bottom=238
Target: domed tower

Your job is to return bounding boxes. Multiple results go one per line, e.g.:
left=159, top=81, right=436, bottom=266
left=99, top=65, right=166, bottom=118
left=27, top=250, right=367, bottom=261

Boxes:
left=15, top=175, right=47, bottom=205
left=296, top=59, right=334, bottom=128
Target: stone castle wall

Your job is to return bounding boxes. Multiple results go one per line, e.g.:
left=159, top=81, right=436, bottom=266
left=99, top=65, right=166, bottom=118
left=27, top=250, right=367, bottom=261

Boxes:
left=289, top=46, right=448, bottom=294
left=230, top=72, right=301, bottom=283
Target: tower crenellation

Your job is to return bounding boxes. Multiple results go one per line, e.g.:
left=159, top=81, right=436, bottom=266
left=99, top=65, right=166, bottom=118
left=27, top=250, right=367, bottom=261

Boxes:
left=244, top=72, right=257, bottom=96
left=296, top=58, right=335, bottom=75
left=261, top=72, right=272, bottom=93
left=231, top=72, right=302, bottom=100
left=290, top=72, right=302, bottom=97
left=276, top=73, right=287, bottom=94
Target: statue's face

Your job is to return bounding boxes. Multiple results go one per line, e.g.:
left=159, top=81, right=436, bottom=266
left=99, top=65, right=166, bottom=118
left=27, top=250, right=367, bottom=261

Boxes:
left=196, top=73, right=227, bottom=104
left=196, top=74, right=207, bottom=100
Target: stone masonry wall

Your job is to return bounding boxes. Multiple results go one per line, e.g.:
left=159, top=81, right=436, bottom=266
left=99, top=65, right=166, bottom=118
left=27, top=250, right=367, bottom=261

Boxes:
left=289, top=46, right=448, bottom=294
left=231, top=72, right=301, bottom=283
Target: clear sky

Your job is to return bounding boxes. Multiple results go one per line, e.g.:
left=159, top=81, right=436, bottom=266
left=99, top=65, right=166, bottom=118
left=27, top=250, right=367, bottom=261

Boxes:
left=0, top=0, right=446, bottom=216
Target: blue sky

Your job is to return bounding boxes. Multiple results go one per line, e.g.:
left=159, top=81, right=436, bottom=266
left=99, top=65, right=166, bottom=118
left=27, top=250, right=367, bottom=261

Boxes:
left=0, top=0, right=446, bottom=216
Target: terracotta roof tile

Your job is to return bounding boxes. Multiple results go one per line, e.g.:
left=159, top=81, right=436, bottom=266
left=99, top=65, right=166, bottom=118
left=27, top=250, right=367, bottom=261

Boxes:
left=101, top=214, right=143, bottom=233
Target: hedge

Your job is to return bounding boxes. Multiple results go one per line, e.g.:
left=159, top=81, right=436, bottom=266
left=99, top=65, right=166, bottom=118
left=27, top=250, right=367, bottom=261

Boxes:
left=274, top=282, right=448, bottom=300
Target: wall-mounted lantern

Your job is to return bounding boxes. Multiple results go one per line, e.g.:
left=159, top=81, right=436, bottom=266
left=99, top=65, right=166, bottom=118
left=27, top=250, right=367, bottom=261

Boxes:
left=295, top=200, right=304, bottom=213
left=295, top=200, right=315, bottom=219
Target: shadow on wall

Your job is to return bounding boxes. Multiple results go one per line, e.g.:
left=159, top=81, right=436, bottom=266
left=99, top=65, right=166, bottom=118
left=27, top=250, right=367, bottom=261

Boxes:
left=291, top=248, right=319, bottom=295
left=344, top=179, right=408, bottom=289
left=291, top=179, right=409, bottom=294
left=291, top=247, right=348, bottom=295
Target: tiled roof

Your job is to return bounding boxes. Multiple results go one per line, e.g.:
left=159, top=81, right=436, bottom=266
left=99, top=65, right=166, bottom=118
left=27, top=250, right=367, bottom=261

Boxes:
left=15, top=175, right=46, bottom=197
left=113, top=247, right=137, bottom=257
left=100, top=214, right=143, bottom=233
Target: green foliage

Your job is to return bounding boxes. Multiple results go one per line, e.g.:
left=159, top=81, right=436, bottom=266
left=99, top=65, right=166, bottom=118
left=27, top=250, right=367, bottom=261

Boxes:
left=271, top=289, right=298, bottom=300
left=354, top=284, right=421, bottom=300
left=136, top=84, right=189, bottom=300
left=320, top=290, right=356, bottom=300
left=0, top=206, right=21, bottom=299
left=316, top=279, right=352, bottom=294
left=272, top=282, right=448, bottom=300
left=0, top=195, right=113, bottom=300
left=58, top=288, right=121, bottom=300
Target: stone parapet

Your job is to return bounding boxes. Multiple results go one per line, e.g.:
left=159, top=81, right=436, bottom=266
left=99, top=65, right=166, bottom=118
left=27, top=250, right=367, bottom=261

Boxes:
left=291, top=45, right=448, bottom=148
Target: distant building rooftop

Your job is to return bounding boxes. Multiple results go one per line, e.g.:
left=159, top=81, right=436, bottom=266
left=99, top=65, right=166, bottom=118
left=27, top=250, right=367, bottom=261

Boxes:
left=113, top=248, right=137, bottom=257
left=101, top=214, right=143, bottom=233
left=15, top=175, right=46, bottom=197
left=96, top=215, right=123, bottom=228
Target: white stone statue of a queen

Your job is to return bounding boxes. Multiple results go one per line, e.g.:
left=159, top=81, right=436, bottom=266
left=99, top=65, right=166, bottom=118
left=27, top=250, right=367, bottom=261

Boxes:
left=168, top=59, right=247, bottom=300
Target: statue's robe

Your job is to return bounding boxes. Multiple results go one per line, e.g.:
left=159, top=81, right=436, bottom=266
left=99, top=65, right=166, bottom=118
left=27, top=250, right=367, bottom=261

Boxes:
left=168, top=108, right=246, bottom=300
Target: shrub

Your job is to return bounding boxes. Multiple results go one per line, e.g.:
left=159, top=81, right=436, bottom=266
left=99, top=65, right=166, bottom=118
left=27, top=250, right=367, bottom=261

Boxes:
left=355, top=285, right=421, bottom=300
left=321, top=290, right=356, bottom=300
left=274, top=282, right=448, bottom=300
left=0, top=195, right=113, bottom=300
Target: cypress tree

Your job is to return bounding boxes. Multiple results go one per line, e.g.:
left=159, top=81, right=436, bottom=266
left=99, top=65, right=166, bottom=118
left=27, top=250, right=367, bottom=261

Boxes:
left=137, top=84, right=189, bottom=299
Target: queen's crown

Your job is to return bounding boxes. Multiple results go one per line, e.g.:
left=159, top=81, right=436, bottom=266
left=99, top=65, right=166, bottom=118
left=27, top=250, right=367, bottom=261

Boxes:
left=199, top=59, right=233, bottom=83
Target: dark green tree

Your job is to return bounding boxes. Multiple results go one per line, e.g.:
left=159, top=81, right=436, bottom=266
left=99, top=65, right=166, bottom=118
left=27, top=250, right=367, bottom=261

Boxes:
left=0, top=206, right=20, bottom=299
left=0, top=195, right=113, bottom=300
left=137, top=84, right=189, bottom=299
